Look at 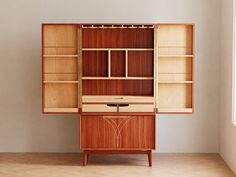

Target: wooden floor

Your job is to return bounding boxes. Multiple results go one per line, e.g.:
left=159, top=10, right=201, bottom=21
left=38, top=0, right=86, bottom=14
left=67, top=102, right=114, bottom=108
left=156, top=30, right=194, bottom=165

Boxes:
left=0, top=153, right=235, bottom=177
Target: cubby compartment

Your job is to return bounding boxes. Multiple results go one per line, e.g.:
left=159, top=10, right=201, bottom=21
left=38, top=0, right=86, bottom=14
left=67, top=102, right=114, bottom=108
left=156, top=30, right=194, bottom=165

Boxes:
left=44, top=57, right=78, bottom=74
left=157, top=25, right=193, bottom=55
left=158, top=57, right=192, bottom=82
left=82, top=80, right=153, bottom=96
left=111, top=51, right=126, bottom=77
left=44, top=73, right=78, bottom=82
left=158, top=83, right=192, bottom=113
left=82, top=51, right=108, bottom=77
left=82, top=28, right=154, bottom=48
left=43, top=25, right=77, bottom=48
left=128, top=51, right=154, bottom=77
left=44, top=83, right=78, bottom=112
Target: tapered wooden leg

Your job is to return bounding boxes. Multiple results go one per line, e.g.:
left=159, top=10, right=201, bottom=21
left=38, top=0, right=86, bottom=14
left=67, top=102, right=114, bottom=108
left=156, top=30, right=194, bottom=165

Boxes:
left=83, top=150, right=88, bottom=166
left=148, top=150, right=152, bottom=167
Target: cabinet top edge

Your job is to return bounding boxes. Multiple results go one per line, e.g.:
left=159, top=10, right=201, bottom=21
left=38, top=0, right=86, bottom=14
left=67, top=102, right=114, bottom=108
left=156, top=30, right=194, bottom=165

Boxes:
left=41, top=23, right=195, bottom=26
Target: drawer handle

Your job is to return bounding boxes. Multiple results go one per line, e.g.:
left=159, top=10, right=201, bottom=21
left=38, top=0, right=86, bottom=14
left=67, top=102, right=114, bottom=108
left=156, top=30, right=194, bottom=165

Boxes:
left=118, top=104, right=129, bottom=107
left=107, top=104, right=117, bottom=107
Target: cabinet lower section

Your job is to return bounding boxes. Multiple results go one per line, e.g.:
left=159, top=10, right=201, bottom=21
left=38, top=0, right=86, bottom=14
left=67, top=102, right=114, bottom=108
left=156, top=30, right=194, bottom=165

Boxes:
left=80, top=115, right=155, bottom=166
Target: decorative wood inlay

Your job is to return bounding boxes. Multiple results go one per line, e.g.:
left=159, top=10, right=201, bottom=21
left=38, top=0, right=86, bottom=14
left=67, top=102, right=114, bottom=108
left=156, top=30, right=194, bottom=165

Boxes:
left=103, top=116, right=136, bottom=148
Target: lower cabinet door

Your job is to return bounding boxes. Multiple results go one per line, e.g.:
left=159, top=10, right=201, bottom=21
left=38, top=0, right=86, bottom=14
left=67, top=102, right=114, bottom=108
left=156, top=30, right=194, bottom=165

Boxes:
left=80, top=115, right=155, bottom=149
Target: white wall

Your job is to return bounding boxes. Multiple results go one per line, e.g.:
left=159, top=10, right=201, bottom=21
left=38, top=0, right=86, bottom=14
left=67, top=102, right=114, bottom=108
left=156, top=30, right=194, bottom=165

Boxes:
left=0, top=0, right=221, bottom=152
left=220, top=0, right=236, bottom=173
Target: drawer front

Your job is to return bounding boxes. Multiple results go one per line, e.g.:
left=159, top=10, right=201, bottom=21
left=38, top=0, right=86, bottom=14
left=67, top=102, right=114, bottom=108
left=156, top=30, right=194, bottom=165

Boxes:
left=80, top=115, right=155, bottom=149
left=119, top=104, right=154, bottom=112
left=82, top=104, right=117, bottom=112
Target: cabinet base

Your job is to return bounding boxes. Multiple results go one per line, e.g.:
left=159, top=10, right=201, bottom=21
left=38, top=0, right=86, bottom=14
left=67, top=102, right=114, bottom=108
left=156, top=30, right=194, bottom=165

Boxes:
left=83, top=150, right=152, bottom=167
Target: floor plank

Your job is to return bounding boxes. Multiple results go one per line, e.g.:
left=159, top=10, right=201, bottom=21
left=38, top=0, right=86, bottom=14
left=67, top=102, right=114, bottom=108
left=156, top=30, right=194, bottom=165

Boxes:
left=0, top=153, right=235, bottom=177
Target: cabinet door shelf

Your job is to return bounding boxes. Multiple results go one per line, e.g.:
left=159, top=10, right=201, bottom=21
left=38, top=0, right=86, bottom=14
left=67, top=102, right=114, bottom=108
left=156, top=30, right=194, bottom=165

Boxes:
left=82, top=77, right=154, bottom=80
left=82, top=48, right=154, bottom=51
left=43, top=55, right=78, bottom=57
left=43, top=81, right=79, bottom=84
left=158, top=81, right=193, bottom=84
left=158, top=108, right=192, bottom=113
left=44, top=108, right=79, bottom=113
left=158, top=55, right=193, bottom=58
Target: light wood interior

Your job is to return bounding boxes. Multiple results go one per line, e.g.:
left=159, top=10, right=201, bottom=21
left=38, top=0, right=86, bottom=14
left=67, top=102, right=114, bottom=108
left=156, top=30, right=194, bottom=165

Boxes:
left=42, top=24, right=194, bottom=113
left=157, top=25, right=194, bottom=113
left=43, top=25, right=79, bottom=113
left=82, top=96, right=154, bottom=103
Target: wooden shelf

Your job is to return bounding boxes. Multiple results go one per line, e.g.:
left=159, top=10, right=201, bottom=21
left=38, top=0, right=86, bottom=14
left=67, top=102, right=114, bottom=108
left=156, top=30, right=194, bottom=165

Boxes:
left=158, top=108, right=192, bottom=113
left=43, top=81, right=78, bottom=84
left=158, top=81, right=193, bottom=84
left=82, top=24, right=154, bottom=29
left=43, top=55, right=78, bottom=57
left=82, top=77, right=154, bottom=80
left=44, top=108, right=78, bottom=113
left=82, top=95, right=154, bottom=103
left=158, top=55, right=193, bottom=57
left=82, top=48, right=154, bottom=51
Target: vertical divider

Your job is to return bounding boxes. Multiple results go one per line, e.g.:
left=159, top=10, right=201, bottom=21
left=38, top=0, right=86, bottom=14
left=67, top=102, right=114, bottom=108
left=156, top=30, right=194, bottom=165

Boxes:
left=108, top=50, right=111, bottom=78
left=78, top=25, right=82, bottom=111
left=125, top=50, right=128, bottom=78
left=154, top=25, right=159, bottom=110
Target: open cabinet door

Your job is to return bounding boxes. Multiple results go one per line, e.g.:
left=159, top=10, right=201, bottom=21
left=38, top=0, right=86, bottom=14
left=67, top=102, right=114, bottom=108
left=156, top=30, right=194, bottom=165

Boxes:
left=155, top=24, right=194, bottom=114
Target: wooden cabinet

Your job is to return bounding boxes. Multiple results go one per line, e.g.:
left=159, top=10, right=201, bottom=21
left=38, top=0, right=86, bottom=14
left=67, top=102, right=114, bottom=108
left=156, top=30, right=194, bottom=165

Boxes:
left=42, top=24, right=194, bottom=166
left=80, top=115, right=155, bottom=149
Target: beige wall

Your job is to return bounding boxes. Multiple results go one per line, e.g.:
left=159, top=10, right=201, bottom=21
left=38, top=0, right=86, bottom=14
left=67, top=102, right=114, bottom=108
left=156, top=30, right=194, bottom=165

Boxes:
left=0, top=0, right=221, bottom=152
left=220, top=0, right=236, bottom=173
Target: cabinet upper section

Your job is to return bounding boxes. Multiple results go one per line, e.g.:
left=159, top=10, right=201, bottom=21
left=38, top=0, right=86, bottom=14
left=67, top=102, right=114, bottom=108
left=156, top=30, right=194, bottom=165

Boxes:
left=42, top=24, right=194, bottom=114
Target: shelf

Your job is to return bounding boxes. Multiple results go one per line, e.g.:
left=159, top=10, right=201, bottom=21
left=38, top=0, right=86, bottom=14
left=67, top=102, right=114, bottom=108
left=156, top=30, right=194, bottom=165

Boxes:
left=158, top=108, right=193, bottom=113
left=82, top=77, right=154, bottom=80
left=44, top=108, right=78, bottom=113
left=82, top=95, right=154, bottom=103
left=43, top=81, right=78, bottom=84
left=43, top=55, right=78, bottom=57
left=82, top=48, right=154, bottom=51
left=158, top=55, right=193, bottom=57
left=158, top=81, right=193, bottom=84
left=82, top=24, right=154, bottom=29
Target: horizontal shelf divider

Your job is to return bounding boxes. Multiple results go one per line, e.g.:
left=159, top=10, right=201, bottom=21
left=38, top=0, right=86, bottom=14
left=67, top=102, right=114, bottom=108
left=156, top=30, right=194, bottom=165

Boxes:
left=44, top=46, right=77, bottom=48
left=158, top=46, right=192, bottom=48
left=43, top=81, right=79, bottom=84
left=158, top=81, right=193, bottom=84
left=82, top=48, right=154, bottom=51
left=158, top=108, right=193, bottom=113
left=43, top=55, right=78, bottom=57
left=82, top=77, right=154, bottom=80
left=44, top=108, right=78, bottom=113
left=158, top=55, right=193, bottom=57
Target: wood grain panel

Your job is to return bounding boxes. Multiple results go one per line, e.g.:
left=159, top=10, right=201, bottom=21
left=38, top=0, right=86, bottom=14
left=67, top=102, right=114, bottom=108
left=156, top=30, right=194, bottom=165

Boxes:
left=43, top=25, right=77, bottom=47
left=44, top=57, right=77, bottom=74
left=82, top=80, right=153, bottom=96
left=157, top=25, right=193, bottom=55
left=128, top=51, right=154, bottom=77
left=44, top=83, right=78, bottom=108
left=82, top=28, right=154, bottom=48
left=119, top=116, right=155, bottom=149
left=44, top=73, right=78, bottom=81
left=80, top=115, right=155, bottom=149
left=80, top=116, right=117, bottom=148
left=111, top=51, right=125, bottom=77
left=44, top=47, right=77, bottom=55
left=158, top=83, right=192, bottom=109
left=82, top=51, right=108, bottom=77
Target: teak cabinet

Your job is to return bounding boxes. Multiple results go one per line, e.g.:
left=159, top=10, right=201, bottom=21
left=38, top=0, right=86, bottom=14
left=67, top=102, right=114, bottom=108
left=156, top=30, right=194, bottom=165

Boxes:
left=42, top=24, right=194, bottom=166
